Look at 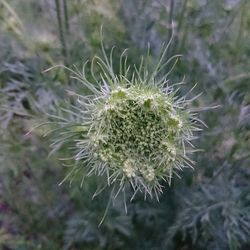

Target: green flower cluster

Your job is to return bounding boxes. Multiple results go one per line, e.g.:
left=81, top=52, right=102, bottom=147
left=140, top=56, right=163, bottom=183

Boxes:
left=90, top=86, right=183, bottom=183
left=46, top=37, right=202, bottom=199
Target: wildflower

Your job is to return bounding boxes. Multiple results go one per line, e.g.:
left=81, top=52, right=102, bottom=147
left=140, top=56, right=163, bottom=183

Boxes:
left=46, top=35, right=203, bottom=200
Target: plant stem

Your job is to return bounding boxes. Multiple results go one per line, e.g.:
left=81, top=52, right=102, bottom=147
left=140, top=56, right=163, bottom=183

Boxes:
left=176, top=0, right=188, bottom=52
left=54, top=0, right=70, bottom=83
left=166, top=0, right=175, bottom=58
left=63, top=0, right=70, bottom=35
left=168, top=0, right=174, bottom=41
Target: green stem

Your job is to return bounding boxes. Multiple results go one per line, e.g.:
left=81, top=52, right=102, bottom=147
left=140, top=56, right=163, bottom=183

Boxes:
left=167, top=0, right=175, bottom=58
left=54, top=0, right=70, bottom=83
left=63, top=0, right=70, bottom=35
left=168, top=0, right=174, bottom=41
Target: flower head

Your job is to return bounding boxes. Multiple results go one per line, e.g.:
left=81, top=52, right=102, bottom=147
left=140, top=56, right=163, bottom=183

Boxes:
left=47, top=37, right=202, bottom=200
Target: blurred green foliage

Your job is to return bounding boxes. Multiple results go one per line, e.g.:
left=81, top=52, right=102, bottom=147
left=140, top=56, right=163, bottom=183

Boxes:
left=0, top=0, right=249, bottom=249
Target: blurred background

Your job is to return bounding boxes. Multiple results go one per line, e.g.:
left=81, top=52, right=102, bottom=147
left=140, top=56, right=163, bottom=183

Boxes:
left=0, top=0, right=250, bottom=249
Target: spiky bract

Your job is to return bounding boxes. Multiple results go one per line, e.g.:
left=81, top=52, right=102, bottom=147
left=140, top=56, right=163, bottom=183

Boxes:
left=48, top=39, right=202, bottom=200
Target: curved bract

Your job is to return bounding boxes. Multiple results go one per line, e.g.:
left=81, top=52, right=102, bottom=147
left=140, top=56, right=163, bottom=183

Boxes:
left=47, top=37, right=203, bottom=200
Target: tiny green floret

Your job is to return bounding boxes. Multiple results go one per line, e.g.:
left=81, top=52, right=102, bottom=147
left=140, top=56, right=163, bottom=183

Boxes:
left=83, top=84, right=195, bottom=198
left=92, top=87, right=180, bottom=176
left=47, top=36, right=203, bottom=200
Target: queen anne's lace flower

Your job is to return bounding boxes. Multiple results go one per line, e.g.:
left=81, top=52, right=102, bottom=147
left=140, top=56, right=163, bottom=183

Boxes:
left=47, top=36, right=203, bottom=200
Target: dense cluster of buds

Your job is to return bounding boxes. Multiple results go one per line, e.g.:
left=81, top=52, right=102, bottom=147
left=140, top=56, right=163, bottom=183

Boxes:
left=47, top=38, right=202, bottom=199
